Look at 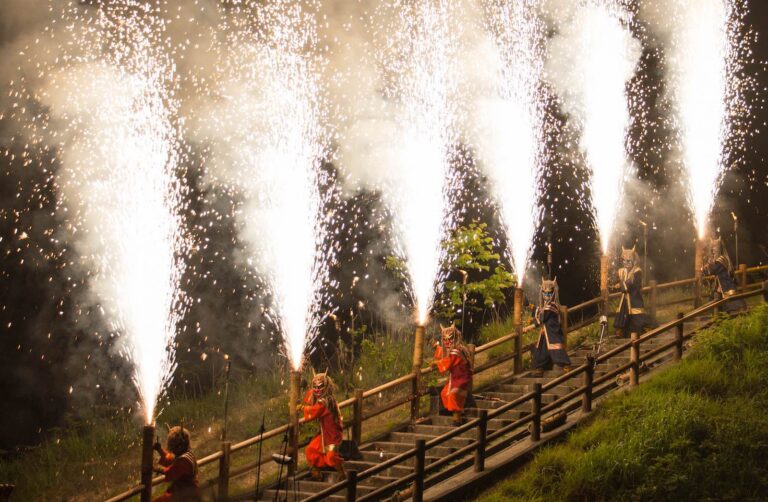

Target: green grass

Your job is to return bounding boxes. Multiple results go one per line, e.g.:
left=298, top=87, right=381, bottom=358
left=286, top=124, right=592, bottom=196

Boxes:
left=475, top=303, right=768, bottom=502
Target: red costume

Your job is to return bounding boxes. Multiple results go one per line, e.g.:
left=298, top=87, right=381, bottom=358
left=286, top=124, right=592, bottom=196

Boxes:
left=153, top=449, right=199, bottom=502
left=434, top=345, right=473, bottom=412
left=303, top=389, right=344, bottom=469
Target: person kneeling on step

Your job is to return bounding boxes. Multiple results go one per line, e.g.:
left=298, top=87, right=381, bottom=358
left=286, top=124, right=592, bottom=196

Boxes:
left=531, top=278, right=571, bottom=377
left=431, top=324, right=473, bottom=426
left=300, top=371, right=346, bottom=481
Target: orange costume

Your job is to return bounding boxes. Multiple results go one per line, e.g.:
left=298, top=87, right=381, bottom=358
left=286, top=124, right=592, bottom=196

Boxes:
left=432, top=325, right=473, bottom=426
left=152, top=427, right=200, bottom=502
left=302, top=376, right=344, bottom=472
left=434, top=345, right=473, bottom=412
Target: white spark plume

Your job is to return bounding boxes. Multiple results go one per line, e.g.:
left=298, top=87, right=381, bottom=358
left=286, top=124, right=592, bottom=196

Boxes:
left=653, top=0, right=741, bottom=239
left=379, top=0, right=461, bottom=325
left=41, top=5, right=188, bottom=423
left=471, top=0, right=546, bottom=286
left=546, top=1, right=641, bottom=255
left=195, top=2, right=331, bottom=370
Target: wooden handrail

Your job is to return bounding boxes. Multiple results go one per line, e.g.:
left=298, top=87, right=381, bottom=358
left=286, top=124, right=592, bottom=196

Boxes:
left=106, top=273, right=766, bottom=501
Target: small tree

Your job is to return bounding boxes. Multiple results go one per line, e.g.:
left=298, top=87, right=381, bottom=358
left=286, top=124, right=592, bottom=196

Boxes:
left=385, top=221, right=515, bottom=329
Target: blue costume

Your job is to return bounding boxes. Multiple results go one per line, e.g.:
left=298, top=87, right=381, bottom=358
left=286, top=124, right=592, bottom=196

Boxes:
left=614, top=247, right=648, bottom=336
left=532, top=279, right=571, bottom=373
left=702, top=238, right=746, bottom=313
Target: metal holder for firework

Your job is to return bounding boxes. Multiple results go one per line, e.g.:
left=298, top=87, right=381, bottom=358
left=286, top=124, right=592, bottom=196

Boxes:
left=271, top=428, right=297, bottom=502
left=591, top=315, right=609, bottom=367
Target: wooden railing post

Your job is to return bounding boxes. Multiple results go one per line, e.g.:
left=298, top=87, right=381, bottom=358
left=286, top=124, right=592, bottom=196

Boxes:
left=649, top=280, right=658, bottom=321
left=410, top=371, right=420, bottom=422
left=583, top=356, right=594, bottom=413
left=560, top=305, right=569, bottom=351
left=413, top=439, right=426, bottom=502
left=531, top=383, right=542, bottom=441
left=475, top=410, right=488, bottom=472
left=675, top=312, right=684, bottom=361
left=345, top=469, right=358, bottom=502
left=140, top=425, right=154, bottom=502
left=352, top=389, right=363, bottom=445
left=217, top=441, right=231, bottom=501
left=738, top=264, right=748, bottom=290
left=630, top=332, right=640, bottom=387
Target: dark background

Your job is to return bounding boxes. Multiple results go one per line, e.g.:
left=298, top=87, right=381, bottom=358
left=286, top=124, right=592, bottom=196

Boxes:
left=0, top=1, right=766, bottom=451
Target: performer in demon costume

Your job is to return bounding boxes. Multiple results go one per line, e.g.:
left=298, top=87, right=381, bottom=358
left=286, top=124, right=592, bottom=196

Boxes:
left=702, top=237, right=746, bottom=313
left=531, top=278, right=571, bottom=377
left=613, top=246, right=648, bottom=338
left=300, top=371, right=346, bottom=480
left=152, top=425, right=201, bottom=502
left=431, top=324, right=473, bottom=426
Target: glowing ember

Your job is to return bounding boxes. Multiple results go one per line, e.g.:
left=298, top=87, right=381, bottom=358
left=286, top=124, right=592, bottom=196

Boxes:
left=40, top=4, right=188, bottom=423
left=196, top=1, right=331, bottom=370
left=662, top=0, right=744, bottom=239
left=379, top=0, right=461, bottom=325
left=473, top=0, right=545, bottom=286
left=546, top=1, right=641, bottom=255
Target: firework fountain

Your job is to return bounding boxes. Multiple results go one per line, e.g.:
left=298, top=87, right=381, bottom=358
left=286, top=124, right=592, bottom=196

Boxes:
left=645, top=0, right=746, bottom=304
left=39, top=4, right=188, bottom=426
left=199, top=2, right=331, bottom=373
left=196, top=1, right=331, bottom=467
left=546, top=1, right=641, bottom=308
left=379, top=0, right=461, bottom=332
left=471, top=0, right=547, bottom=370
left=474, top=0, right=546, bottom=289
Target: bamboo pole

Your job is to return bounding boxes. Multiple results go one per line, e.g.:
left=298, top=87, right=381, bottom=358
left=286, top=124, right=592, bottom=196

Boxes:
left=694, top=238, right=704, bottom=307
left=140, top=424, right=155, bottom=502
left=513, top=288, right=524, bottom=374
left=411, top=325, right=425, bottom=421
left=288, top=369, right=301, bottom=474
left=600, top=254, right=609, bottom=315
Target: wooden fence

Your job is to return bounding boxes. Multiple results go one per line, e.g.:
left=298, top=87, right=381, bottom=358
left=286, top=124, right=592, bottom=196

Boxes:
left=106, top=264, right=768, bottom=502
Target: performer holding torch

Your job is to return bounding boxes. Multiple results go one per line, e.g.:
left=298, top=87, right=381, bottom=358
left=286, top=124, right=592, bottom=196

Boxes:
left=431, top=324, right=473, bottom=426
left=531, top=278, right=571, bottom=377
left=613, top=246, right=648, bottom=339
left=299, top=371, right=346, bottom=481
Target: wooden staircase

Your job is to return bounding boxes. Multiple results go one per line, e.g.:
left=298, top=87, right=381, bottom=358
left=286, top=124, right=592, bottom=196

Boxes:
left=250, top=330, right=682, bottom=501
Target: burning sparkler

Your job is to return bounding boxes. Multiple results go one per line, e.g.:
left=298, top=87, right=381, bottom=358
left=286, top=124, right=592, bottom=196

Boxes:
left=660, top=0, right=745, bottom=240
left=196, top=1, right=332, bottom=371
left=546, top=1, right=641, bottom=256
left=378, top=0, right=461, bottom=326
left=473, top=0, right=546, bottom=287
left=40, top=3, right=188, bottom=423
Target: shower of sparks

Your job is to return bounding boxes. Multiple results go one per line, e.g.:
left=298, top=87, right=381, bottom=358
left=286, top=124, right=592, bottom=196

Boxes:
left=547, top=1, right=641, bottom=256
left=37, top=4, right=189, bottom=424
left=665, top=0, right=746, bottom=240
left=197, top=1, right=332, bottom=371
left=474, top=0, right=546, bottom=286
left=379, top=0, right=461, bottom=326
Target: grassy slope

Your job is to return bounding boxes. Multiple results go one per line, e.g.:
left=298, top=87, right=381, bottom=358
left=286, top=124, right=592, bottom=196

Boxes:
left=476, top=303, right=768, bottom=502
